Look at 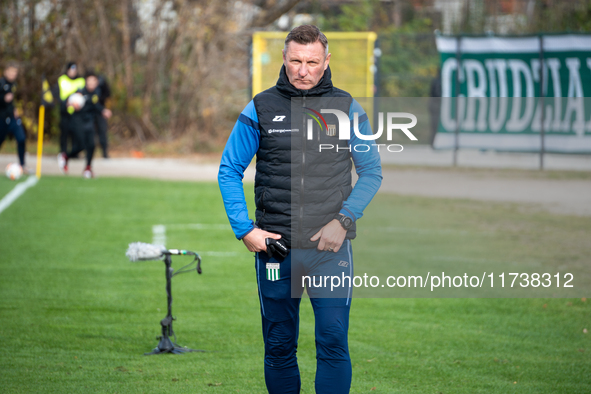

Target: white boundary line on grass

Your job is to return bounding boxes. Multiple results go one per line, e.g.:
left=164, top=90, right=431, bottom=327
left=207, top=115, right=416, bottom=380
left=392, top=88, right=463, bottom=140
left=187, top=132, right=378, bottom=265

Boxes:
left=152, top=223, right=242, bottom=256
left=152, top=224, right=166, bottom=246
left=0, top=176, right=38, bottom=216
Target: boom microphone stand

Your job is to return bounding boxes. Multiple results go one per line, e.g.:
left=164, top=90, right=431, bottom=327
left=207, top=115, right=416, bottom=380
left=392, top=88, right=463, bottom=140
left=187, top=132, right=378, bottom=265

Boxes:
left=125, top=243, right=204, bottom=355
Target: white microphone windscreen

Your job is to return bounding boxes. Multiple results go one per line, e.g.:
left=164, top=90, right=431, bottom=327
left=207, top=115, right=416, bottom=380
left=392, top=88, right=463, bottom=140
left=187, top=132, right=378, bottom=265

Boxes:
left=126, top=242, right=166, bottom=262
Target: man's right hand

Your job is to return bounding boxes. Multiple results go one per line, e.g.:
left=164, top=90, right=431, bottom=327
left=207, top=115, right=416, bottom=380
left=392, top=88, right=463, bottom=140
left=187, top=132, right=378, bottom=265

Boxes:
left=4, top=93, right=13, bottom=103
left=242, top=228, right=281, bottom=253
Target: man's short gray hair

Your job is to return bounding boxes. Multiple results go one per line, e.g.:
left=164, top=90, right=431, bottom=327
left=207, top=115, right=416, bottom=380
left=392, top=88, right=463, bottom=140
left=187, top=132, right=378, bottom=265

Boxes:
left=284, top=25, right=329, bottom=56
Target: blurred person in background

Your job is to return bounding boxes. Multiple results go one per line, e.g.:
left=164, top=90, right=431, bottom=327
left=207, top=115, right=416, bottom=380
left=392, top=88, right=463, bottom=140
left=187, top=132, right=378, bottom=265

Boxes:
left=95, top=74, right=111, bottom=158
left=55, top=61, right=85, bottom=171
left=0, top=62, right=27, bottom=172
left=58, top=70, right=112, bottom=178
left=428, top=67, right=442, bottom=148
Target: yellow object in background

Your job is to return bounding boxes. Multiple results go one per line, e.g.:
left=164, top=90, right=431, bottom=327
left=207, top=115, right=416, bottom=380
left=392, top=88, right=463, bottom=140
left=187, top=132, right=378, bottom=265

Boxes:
left=36, top=105, right=45, bottom=178
left=42, top=78, right=53, bottom=105
left=251, top=31, right=377, bottom=98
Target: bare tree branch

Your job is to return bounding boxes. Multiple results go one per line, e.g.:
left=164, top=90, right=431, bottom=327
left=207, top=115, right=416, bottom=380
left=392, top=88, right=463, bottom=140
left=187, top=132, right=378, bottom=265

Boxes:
left=248, top=0, right=301, bottom=29
left=121, top=0, right=133, bottom=101
left=93, top=0, right=115, bottom=80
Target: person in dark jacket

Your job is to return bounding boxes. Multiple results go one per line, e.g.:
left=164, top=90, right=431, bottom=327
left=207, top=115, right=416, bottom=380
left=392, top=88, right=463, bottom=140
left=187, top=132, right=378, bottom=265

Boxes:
left=218, top=25, right=382, bottom=394
left=55, top=62, right=85, bottom=169
left=95, top=75, right=111, bottom=158
left=0, top=62, right=27, bottom=170
left=59, top=70, right=112, bottom=178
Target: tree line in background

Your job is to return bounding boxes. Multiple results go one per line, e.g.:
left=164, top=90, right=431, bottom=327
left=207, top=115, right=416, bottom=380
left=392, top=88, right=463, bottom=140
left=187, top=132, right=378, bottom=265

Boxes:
left=1, top=0, right=590, bottom=152
left=318, top=0, right=591, bottom=99
left=0, top=0, right=300, bottom=151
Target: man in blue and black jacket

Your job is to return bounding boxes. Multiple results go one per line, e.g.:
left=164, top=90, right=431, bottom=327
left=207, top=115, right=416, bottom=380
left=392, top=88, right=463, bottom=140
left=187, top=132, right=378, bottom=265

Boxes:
left=218, top=25, right=382, bottom=394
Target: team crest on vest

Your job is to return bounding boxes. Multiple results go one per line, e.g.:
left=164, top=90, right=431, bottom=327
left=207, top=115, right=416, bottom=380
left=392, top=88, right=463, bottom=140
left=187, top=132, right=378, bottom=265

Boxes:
left=326, top=124, right=337, bottom=137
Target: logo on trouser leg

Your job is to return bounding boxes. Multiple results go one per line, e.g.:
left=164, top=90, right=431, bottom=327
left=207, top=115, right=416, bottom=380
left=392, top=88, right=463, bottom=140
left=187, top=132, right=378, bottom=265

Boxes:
left=266, top=263, right=280, bottom=281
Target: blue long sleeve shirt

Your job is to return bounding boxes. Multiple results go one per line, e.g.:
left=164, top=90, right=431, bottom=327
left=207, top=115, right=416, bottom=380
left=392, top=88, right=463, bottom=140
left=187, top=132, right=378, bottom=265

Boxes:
left=218, top=99, right=382, bottom=240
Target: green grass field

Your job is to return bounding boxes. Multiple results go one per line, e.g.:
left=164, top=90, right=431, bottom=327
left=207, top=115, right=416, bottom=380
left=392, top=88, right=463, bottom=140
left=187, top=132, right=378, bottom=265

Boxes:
left=0, top=175, right=589, bottom=393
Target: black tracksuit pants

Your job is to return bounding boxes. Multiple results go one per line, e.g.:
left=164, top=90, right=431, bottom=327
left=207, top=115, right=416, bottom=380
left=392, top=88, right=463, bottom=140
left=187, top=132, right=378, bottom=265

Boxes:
left=59, top=114, right=74, bottom=154
left=68, top=116, right=95, bottom=167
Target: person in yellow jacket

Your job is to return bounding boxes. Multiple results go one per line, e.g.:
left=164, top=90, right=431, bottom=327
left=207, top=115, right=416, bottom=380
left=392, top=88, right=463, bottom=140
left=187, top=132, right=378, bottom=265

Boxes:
left=58, top=70, right=112, bottom=178
left=54, top=62, right=85, bottom=171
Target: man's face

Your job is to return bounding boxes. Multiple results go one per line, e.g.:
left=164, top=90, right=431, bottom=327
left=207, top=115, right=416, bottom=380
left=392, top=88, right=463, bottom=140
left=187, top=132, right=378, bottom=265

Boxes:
left=67, top=67, right=77, bottom=78
left=86, top=76, right=98, bottom=92
left=283, top=41, right=330, bottom=90
left=4, top=67, right=18, bottom=82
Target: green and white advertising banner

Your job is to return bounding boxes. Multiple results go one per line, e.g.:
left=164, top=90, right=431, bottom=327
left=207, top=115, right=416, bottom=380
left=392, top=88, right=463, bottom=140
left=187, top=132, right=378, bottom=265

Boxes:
left=434, top=34, right=591, bottom=153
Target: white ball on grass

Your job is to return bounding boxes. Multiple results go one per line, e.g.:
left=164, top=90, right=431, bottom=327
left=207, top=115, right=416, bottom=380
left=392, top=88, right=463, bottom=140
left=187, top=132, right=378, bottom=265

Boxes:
left=5, top=163, right=23, bottom=180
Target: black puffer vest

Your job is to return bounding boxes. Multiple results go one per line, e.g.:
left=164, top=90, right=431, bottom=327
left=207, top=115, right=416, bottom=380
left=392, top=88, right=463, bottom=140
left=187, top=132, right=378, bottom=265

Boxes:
left=253, top=66, right=356, bottom=249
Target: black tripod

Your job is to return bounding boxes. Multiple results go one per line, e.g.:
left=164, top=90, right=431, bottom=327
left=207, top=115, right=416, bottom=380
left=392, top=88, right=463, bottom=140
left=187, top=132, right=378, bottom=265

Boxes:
left=145, top=253, right=204, bottom=355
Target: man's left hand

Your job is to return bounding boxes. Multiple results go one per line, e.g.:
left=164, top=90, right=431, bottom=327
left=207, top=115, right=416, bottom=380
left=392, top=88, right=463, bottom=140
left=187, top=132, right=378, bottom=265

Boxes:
left=310, top=219, right=347, bottom=252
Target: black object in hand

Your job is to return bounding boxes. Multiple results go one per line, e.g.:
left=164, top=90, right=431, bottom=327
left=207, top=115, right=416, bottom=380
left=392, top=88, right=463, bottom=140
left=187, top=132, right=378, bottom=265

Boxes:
left=265, top=238, right=289, bottom=259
